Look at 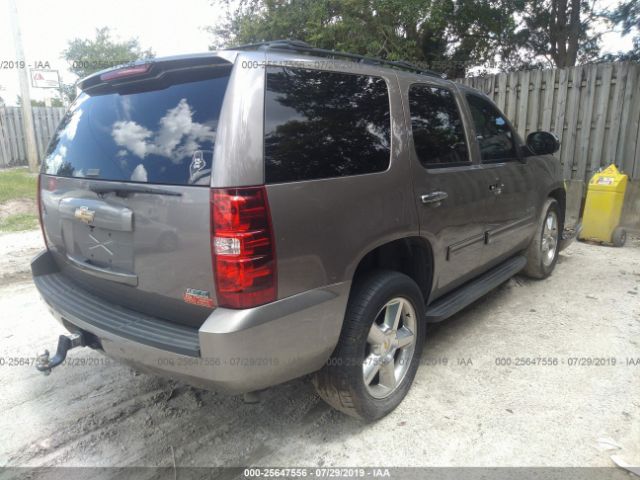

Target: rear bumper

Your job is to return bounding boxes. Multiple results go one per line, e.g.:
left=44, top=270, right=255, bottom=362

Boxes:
left=31, top=250, right=349, bottom=394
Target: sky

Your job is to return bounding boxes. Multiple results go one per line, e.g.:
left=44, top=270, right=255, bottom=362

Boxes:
left=0, top=0, right=635, bottom=106
left=0, top=0, right=224, bottom=105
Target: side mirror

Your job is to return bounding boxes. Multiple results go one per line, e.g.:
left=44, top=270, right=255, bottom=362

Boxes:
left=526, top=131, right=560, bottom=155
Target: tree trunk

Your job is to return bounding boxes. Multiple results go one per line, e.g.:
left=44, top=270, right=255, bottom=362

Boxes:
left=550, top=0, right=581, bottom=68
left=565, top=0, right=581, bottom=66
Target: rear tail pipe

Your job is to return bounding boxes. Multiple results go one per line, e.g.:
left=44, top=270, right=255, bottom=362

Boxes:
left=36, top=333, right=85, bottom=375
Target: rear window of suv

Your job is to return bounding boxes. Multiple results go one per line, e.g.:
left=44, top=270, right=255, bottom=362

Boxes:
left=264, top=66, right=391, bottom=183
left=42, top=66, right=231, bottom=186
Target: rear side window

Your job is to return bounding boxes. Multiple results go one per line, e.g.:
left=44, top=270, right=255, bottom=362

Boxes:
left=409, top=84, right=470, bottom=168
left=465, top=93, right=518, bottom=162
left=43, top=67, right=231, bottom=185
left=264, top=67, right=391, bottom=183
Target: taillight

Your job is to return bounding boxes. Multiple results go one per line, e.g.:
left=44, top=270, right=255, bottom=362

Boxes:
left=100, top=63, right=151, bottom=82
left=36, top=174, right=49, bottom=249
left=211, top=186, right=277, bottom=309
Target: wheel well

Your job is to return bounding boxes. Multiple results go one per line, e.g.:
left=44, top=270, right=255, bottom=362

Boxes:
left=548, top=187, right=566, bottom=230
left=352, top=237, right=433, bottom=303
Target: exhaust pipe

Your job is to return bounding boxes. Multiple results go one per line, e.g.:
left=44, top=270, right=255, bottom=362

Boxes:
left=36, top=333, right=85, bottom=375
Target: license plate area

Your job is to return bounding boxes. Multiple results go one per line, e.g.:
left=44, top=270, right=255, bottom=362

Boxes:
left=58, top=197, right=135, bottom=275
left=70, top=223, right=134, bottom=272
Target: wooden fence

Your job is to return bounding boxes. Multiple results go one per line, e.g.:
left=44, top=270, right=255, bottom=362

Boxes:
left=458, top=62, right=640, bottom=181
left=0, top=106, right=66, bottom=167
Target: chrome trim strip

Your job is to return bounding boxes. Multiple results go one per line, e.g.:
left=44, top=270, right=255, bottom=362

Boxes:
left=66, top=254, right=138, bottom=287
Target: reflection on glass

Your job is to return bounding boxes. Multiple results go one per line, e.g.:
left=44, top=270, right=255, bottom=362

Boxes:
left=409, top=85, right=469, bottom=167
left=42, top=75, right=230, bottom=185
left=264, top=67, right=391, bottom=183
left=112, top=99, right=215, bottom=165
left=466, top=94, right=517, bottom=162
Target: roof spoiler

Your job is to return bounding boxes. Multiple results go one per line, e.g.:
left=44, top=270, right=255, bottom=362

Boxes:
left=78, top=54, right=233, bottom=94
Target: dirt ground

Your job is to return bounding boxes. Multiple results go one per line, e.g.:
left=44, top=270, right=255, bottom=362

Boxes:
left=0, top=230, right=42, bottom=285
left=0, top=229, right=638, bottom=472
left=0, top=199, right=36, bottom=222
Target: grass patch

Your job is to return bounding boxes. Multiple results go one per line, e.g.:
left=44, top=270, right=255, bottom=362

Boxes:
left=0, top=168, right=38, bottom=203
left=0, top=213, right=39, bottom=232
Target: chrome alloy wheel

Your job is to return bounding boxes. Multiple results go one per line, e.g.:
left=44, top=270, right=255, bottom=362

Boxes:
left=541, top=210, right=559, bottom=267
left=363, top=297, right=417, bottom=399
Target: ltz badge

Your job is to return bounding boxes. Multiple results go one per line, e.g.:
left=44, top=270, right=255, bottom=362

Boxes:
left=183, top=288, right=214, bottom=308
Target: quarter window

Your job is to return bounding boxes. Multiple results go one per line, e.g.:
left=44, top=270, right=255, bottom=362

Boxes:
left=408, top=85, right=470, bottom=168
left=264, top=67, right=391, bottom=183
left=465, top=94, right=518, bottom=162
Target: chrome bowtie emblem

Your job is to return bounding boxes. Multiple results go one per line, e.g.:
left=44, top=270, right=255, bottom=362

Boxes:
left=74, top=206, right=95, bottom=224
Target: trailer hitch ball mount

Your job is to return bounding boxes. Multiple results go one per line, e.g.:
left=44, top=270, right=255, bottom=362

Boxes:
left=36, top=333, right=85, bottom=375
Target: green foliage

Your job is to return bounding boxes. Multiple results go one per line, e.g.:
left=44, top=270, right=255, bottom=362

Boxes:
left=62, top=27, right=155, bottom=79
left=0, top=168, right=37, bottom=203
left=0, top=168, right=38, bottom=232
left=604, top=0, right=640, bottom=61
left=610, top=0, right=639, bottom=35
left=209, top=0, right=520, bottom=77
left=0, top=213, right=39, bottom=232
left=60, top=83, right=78, bottom=105
left=15, top=96, right=65, bottom=108
left=59, top=27, right=154, bottom=106
left=209, top=0, right=608, bottom=74
left=511, top=0, right=604, bottom=69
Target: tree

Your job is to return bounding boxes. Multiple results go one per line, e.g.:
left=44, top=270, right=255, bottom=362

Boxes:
left=60, top=83, right=78, bottom=105
left=15, top=96, right=62, bottom=107
left=511, top=0, right=603, bottom=69
left=610, top=0, right=639, bottom=38
left=604, top=0, right=640, bottom=60
left=16, top=95, right=42, bottom=107
left=62, top=27, right=155, bottom=79
left=209, top=0, right=610, bottom=74
left=59, top=27, right=154, bottom=106
left=209, top=0, right=520, bottom=77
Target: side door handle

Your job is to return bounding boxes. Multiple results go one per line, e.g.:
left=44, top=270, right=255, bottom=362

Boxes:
left=421, top=191, right=448, bottom=205
left=489, top=182, right=504, bottom=195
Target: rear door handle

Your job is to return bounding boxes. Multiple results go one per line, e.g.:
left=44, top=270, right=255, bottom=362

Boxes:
left=421, top=191, right=448, bottom=205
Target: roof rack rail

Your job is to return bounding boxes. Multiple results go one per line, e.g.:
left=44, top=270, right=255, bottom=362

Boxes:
left=226, top=39, right=444, bottom=78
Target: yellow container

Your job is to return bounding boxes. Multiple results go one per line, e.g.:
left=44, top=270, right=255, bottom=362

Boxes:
left=579, top=164, right=628, bottom=245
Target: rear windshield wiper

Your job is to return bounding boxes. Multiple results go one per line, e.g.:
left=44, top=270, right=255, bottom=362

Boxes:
left=89, top=184, right=183, bottom=197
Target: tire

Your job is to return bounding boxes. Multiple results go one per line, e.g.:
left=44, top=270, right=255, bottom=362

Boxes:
left=612, top=227, right=627, bottom=248
left=523, top=198, right=560, bottom=279
left=312, top=270, right=426, bottom=421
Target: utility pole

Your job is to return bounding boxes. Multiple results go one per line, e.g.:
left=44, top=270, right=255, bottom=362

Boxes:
left=8, top=0, right=39, bottom=173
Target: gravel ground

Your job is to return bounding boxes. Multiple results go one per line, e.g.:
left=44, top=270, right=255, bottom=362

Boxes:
left=0, top=230, right=42, bottom=285
left=0, top=230, right=638, bottom=473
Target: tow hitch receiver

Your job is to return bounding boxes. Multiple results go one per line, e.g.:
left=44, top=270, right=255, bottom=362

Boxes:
left=36, top=333, right=85, bottom=375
